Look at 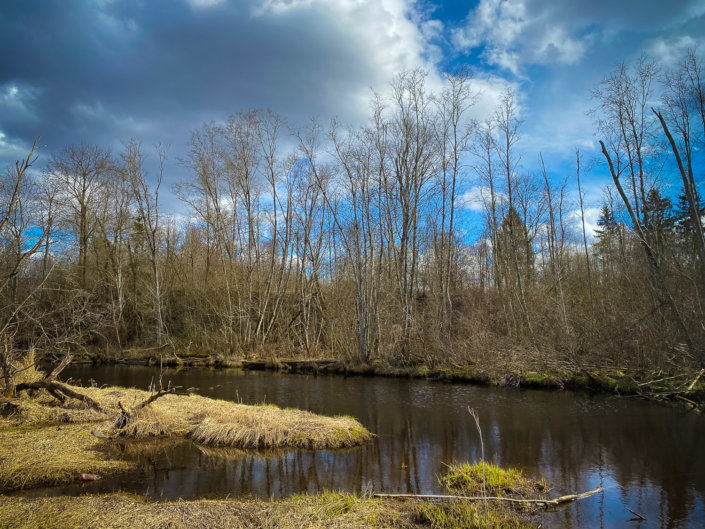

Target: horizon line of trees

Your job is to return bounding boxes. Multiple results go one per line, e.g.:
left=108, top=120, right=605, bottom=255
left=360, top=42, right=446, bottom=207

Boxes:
left=1, top=51, right=704, bottom=385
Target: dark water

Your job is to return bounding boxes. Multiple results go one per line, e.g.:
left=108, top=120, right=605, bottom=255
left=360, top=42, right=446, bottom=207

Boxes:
left=40, top=365, right=705, bottom=528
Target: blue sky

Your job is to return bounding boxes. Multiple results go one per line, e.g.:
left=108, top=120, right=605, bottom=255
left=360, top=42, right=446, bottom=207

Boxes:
left=1, top=0, right=704, bottom=233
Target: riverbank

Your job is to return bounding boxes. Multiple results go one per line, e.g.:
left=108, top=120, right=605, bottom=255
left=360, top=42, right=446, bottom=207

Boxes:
left=74, top=347, right=705, bottom=408
left=0, top=460, right=550, bottom=529
left=0, top=489, right=540, bottom=529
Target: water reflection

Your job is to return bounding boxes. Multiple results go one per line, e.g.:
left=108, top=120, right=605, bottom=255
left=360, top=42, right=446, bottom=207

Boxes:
left=53, top=364, right=705, bottom=528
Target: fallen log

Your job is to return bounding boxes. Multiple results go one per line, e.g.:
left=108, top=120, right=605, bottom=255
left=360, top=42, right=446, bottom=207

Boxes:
left=14, top=354, right=105, bottom=413
left=372, top=486, right=602, bottom=508
left=687, top=369, right=704, bottom=392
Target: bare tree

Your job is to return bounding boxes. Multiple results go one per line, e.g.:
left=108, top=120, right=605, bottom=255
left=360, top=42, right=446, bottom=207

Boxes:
left=123, top=140, right=166, bottom=347
left=380, top=70, right=438, bottom=357
left=433, top=70, right=476, bottom=333
left=539, top=153, right=569, bottom=333
left=575, top=150, right=595, bottom=325
left=653, top=49, right=705, bottom=272
left=46, top=144, right=112, bottom=290
left=595, top=58, right=699, bottom=365
left=493, top=89, right=532, bottom=335
left=0, top=140, right=51, bottom=396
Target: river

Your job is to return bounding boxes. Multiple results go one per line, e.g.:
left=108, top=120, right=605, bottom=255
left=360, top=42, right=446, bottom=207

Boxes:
left=32, top=364, right=705, bottom=528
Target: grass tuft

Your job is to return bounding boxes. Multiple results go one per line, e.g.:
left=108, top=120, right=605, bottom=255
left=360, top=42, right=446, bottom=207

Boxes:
left=441, top=462, right=550, bottom=498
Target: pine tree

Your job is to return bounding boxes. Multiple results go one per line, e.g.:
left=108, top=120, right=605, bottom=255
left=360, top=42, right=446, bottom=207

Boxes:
left=642, top=188, right=674, bottom=261
left=594, top=203, right=620, bottom=274
left=674, top=187, right=705, bottom=262
left=497, top=206, right=534, bottom=288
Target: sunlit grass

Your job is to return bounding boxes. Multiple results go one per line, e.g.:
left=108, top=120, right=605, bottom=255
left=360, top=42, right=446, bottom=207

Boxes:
left=441, top=461, right=550, bottom=497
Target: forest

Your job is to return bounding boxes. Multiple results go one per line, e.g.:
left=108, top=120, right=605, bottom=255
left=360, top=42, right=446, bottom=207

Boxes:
left=1, top=51, right=704, bottom=382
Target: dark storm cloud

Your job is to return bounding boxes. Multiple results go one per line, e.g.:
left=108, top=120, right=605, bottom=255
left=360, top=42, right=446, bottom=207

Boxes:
left=0, top=0, right=391, bottom=165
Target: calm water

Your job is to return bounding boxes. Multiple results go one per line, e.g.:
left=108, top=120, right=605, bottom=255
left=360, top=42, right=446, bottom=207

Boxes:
left=38, top=365, right=705, bottom=528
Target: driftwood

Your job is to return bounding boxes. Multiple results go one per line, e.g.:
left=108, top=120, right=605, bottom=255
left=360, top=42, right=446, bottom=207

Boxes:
left=627, top=369, right=705, bottom=412
left=14, top=354, right=105, bottom=413
left=242, top=359, right=343, bottom=373
left=625, top=506, right=646, bottom=520
left=372, top=486, right=603, bottom=508
left=687, top=369, right=704, bottom=392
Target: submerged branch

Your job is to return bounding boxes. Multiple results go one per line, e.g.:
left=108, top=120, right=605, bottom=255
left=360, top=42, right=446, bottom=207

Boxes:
left=373, top=486, right=603, bottom=508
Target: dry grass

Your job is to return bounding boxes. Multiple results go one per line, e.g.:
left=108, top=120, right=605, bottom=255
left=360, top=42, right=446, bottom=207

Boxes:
left=82, top=387, right=371, bottom=449
left=414, top=501, right=537, bottom=529
left=4, top=385, right=372, bottom=450
left=0, top=492, right=422, bottom=529
left=0, top=422, right=131, bottom=492
left=0, top=384, right=371, bottom=492
left=0, top=491, right=541, bottom=529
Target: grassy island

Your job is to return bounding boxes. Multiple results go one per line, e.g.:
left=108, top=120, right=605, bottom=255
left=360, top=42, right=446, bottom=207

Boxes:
left=0, top=383, right=371, bottom=493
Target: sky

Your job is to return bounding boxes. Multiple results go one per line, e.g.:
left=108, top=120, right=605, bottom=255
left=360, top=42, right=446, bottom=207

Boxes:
left=2, top=0, right=704, bottom=234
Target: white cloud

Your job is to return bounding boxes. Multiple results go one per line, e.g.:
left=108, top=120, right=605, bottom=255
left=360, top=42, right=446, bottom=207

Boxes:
left=453, top=0, right=705, bottom=76
left=648, top=35, right=702, bottom=66
left=453, top=0, right=587, bottom=75
left=568, top=206, right=602, bottom=242
left=186, top=0, right=226, bottom=8
left=251, top=0, right=446, bottom=120
left=0, top=82, right=40, bottom=119
left=459, top=185, right=507, bottom=212
left=0, top=130, right=37, bottom=163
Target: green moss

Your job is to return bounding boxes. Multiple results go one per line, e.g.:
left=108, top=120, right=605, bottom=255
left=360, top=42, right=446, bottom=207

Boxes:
left=521, top=372, right=565, bottom=389
left=412, top=365, right=431, bottom=377
left=254, top=402, right=280, bottom=409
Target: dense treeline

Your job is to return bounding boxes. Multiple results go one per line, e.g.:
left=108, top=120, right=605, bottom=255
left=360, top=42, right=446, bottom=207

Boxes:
left=1, top=52, right=704, bottom=378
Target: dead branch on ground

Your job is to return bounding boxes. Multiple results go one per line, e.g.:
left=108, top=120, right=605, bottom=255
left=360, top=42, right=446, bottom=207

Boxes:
left=14, top=354, right=104, bottom=413
left=373, top=486, right=603, bottom=508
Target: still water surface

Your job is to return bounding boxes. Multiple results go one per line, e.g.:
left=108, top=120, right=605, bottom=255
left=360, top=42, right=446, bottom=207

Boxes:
left=44, top=365, right=705, bottom=528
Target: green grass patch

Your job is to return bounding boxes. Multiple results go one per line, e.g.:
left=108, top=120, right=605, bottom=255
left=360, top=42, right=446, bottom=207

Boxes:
left=441, top=462, right=550, bottom=498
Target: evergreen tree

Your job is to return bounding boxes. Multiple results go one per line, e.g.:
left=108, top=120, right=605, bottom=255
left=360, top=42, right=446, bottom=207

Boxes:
left=674, top=188, right=705, bottom=262
left=595, top=204, right=617, bottom=240
left=497, top=206, right=534, bottom=288
left=642, top=188, right=674, bottom=260
left=594, top=203, right=620, bottom=274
